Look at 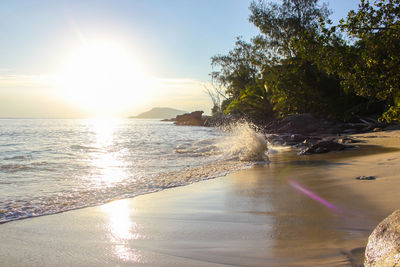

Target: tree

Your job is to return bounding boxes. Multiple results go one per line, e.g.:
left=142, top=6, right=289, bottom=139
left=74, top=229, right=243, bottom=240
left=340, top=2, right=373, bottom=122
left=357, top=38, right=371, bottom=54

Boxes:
left=210, top=0, right=398, bottom=122
left=249, top=0, right=355, bottom=119
left=211, top=38, right=266, bottom=99
left=211, top=37, right=273, bottom=120
left=249, top=0, right=330, bottom=59
left=339, top=0, right=400, bottom=122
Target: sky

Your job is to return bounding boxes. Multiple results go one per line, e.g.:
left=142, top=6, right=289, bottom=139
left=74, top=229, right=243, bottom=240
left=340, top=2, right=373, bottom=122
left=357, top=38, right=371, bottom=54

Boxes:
left=0, top=0, right=360, bottom=118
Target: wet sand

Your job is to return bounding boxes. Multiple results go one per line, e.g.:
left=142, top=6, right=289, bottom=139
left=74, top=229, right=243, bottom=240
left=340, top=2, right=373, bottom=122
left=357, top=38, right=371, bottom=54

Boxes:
left=1, top=130, right=400, bottom=266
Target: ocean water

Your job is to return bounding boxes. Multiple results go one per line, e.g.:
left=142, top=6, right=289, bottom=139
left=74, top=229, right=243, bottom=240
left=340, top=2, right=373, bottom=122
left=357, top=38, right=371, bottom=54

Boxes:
left=0, top=118, right=268, bottom=223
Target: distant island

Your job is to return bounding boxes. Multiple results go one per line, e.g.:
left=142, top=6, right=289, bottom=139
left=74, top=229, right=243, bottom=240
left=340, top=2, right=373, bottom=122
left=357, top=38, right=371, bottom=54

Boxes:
left=130, top=107, right=186, bottom=119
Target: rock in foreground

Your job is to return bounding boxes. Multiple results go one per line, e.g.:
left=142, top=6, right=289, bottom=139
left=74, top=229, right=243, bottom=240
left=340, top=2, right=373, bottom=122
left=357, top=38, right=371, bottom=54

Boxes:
left=365, top=210, right=400, bottom=266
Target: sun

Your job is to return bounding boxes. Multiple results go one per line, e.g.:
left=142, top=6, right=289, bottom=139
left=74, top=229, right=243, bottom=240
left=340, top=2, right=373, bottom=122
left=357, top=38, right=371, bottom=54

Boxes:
left=55, top=41, right=150, bottom=117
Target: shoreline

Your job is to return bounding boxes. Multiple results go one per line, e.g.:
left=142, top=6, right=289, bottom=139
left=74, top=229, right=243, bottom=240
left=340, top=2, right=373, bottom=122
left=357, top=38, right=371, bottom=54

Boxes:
left=1, top=130, right=400, bottom=265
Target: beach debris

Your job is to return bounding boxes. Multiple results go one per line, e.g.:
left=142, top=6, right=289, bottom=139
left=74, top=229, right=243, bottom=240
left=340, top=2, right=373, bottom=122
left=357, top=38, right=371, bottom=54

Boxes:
left=364, top=210, right=400, bottom=266
left=356, top=176, right=376, bottom=180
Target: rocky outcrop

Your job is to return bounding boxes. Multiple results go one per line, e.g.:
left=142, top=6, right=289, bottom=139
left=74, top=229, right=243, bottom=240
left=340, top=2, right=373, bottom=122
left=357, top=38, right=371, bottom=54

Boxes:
left=365, top=210, right=400, bottom=266
left=171, top=111, right=242, bottom=127
left=174, top=111, right=204, bottom=126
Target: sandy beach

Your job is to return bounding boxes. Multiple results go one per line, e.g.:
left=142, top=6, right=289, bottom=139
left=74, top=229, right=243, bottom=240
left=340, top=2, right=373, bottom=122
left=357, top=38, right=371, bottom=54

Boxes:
left=1, top=130, right=400, bottom=266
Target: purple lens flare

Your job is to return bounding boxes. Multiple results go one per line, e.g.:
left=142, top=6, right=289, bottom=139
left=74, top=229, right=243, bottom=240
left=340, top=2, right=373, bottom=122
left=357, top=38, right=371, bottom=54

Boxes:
left=289, top=179, right=339, bottom=213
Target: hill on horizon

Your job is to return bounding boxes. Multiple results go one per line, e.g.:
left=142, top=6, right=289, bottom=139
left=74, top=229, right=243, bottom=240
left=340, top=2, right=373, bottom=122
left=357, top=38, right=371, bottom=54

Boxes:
left=131, top=107, right=187, bottom=119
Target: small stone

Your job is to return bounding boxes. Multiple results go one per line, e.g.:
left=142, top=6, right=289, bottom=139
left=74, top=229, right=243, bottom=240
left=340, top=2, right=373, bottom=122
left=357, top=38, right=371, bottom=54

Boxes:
left=356, top=176, right=376, bottom=180
left=373, top=127, right=381, bottom=132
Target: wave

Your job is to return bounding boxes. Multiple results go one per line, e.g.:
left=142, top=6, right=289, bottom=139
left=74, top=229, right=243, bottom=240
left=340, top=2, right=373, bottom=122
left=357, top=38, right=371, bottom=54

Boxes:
left=175, top=122, right=268, bottom=162
left=0, top=120, right=269, bottom=224
left=218, top=122, right=268, bottom=161
left=3, top=155, right=31, bottom=161
left=0, top=161, right=53, bottom=173
left=0, top=164, right=33, bottom=173
left=0, top=160, right=254, bottom=224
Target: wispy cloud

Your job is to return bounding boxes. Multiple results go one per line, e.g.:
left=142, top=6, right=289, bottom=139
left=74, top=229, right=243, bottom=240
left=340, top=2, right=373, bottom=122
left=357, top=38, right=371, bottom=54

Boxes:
left=0, top=74, right=53, bottom=89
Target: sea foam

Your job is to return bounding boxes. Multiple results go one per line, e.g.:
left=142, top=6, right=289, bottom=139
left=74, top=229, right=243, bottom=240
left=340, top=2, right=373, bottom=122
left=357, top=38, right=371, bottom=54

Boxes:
left=0, top=119, right=269, bottom=224
left=217, top=122, right=268, bottom=161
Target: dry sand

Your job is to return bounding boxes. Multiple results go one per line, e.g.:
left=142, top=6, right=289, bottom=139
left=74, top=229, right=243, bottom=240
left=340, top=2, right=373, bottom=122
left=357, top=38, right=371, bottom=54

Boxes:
left=1, top=130, right=400, bottom=266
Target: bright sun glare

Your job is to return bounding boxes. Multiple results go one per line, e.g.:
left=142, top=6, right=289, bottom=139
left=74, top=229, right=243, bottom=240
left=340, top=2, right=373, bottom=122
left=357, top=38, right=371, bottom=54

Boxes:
left=56, top=41, right=150, bottom=117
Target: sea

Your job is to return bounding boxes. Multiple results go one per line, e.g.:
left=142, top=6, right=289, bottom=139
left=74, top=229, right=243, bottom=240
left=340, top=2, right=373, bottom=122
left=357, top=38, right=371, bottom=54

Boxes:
left=0, top=118, right=268, bottom=223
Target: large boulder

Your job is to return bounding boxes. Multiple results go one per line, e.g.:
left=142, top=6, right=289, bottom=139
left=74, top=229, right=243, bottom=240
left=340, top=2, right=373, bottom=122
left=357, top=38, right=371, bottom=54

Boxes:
left=174, top=111, right=204, bottom=126
left=364, top=210, right=400, bottom=266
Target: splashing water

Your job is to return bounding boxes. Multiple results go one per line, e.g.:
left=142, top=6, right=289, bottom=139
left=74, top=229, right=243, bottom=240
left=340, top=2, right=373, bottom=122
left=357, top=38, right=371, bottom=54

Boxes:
left=218, top=122, right=268, bottom=161
left=174, top=121, right=269, bottom=162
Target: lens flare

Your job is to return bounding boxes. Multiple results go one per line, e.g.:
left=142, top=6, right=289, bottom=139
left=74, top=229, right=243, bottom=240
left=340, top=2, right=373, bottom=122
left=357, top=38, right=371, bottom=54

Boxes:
left=289, top=179, right=339, bottom=213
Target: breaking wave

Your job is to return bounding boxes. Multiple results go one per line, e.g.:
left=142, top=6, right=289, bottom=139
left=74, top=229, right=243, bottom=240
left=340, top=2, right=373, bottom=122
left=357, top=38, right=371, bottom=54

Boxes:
left=175, top=122, right=268, bottom=162
left=0, top=119, right=269, bottom=224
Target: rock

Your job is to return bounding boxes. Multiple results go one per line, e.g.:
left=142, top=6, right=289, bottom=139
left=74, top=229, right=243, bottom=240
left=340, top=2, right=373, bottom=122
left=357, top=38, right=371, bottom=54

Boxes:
left=299, top=140, right=350, bottom=155
left=174, top=111, right=204, bottom=126
left=290, top=134, right=307, bottom=143
left=202, top=113, right=242, bottom=127
left=364, top=210, right=400, bottom=266
left=266, top=113, right=341, bottom=135
left=342, top=128, right=358, bottom=134
left=373, top=127, right=382, bottom=132
left=337, top=137, right=361, bottom=144
left=356, top=176, right=376, bottom=180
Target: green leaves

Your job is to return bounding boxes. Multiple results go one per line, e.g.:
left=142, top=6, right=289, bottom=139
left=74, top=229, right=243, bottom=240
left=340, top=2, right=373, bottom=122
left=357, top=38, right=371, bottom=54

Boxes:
left=210, top=0, right=400, bottom=122
left=338, top=0, right=400, bottom=122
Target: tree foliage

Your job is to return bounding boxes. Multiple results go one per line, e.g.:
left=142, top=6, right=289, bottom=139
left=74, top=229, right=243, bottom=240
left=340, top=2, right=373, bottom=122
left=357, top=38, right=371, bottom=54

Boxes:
left=210, top=0, right=400, bottom=123
left=339, top=0, right=400, bottom=122
left=249, top=0, right=330, bottom=58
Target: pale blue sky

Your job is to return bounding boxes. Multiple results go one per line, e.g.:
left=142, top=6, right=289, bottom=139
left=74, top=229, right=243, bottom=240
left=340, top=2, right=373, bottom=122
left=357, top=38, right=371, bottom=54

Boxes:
left=0, top=0, right=360, bottom=118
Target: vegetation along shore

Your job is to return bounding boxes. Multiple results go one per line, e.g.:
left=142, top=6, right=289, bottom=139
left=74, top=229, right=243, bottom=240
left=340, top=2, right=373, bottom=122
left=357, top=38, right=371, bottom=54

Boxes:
left=162, top=1, right=400, bottom=264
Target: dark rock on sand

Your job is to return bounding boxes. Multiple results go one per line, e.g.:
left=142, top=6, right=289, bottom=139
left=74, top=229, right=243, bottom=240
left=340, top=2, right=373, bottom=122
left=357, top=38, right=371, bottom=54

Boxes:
left=356, top=176, right=376, bottom=180
left=299, top=140, right=351, bottom=155
left=364, top=210, right=400, bottom=266
left=267, top=134, right=320, bottom=147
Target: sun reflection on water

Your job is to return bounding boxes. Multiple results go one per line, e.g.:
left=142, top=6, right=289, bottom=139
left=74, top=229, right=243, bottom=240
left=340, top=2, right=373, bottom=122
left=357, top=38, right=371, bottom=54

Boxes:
left=88, top=118, right=128, bottom=187
left=101, top=199, right=145, bottom=263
